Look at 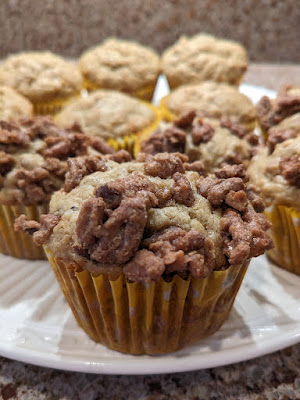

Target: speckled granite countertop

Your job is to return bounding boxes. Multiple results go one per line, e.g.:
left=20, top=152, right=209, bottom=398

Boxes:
left=0, top=64, right=299, bottom=400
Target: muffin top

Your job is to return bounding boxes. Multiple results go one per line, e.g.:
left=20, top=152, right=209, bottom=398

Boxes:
left=162, top=82, right=256, bottom=127
left=162, top=33, right=248, bottom=87
left=0, top=86, right=33, bottom=121
left=79, top=38, right=160, bottom=92
left=247, top=136, right=300, bottom=208
left=256, top=85, right=300, bottom=132
left=56, top=90, right=158, bottom=140
left=139, top=111, right=259, bottom=172
left=0, top=51, right=82, bottom=102
left=17, top=153, right=273, bottom=281
left=0, top=116, right=130, bottom=205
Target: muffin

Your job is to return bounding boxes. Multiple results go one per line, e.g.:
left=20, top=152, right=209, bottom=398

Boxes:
left=79, top=38, right=160, bottom=101
left=256, top=85, right=300, bottom=139
left=162, top=33, right=248, bottom=89
left=0, top=116, right=129, bottom=259
left=247, top=136, right=300, bottom=274
left=0, top=51, right=82, bottom=114
left=17, top=153, right=273, bottom=354
left=160, top=82, right=256, bottom=129
left=136, top=111, right=260, bottom=172
left=56, top=89, right=161, bottom=153
left=0, top=86, right=33, bottom=121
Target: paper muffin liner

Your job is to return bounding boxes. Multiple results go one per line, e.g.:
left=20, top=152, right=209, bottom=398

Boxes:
left=0, top=203, right=48, bottom=259
left=264, top=205, right=300, bottom=275
left=45, top=249, right=248, bottom=354
left=82, top=78, right=157, bottom=102
left=34, top=92, right=81, bottom=115
left=106, top=102, right=162, bottom=155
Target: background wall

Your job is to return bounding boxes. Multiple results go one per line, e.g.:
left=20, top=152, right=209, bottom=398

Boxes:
left=0, top=0, right=299, bottom=61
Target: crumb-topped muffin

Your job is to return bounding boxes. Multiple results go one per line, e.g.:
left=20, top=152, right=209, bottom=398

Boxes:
left=256, top=85, right=300, bottom=139
left=0, top=51, right=82, bottom=114
left=162, top=33, right=248, bottom=89
left=17, top=153, right=273, bottom=354
left=247, top=136, right=300, bottom=274
left=136, top=111, right=260, bottom=171
left=56, top=89, right=161, bottom=153
left=0, top=116, right=129, bottom=259
left=79, top=38, right=160, bottom=101
left=160, top=82, right=256, bottom=129
left=0, top=86, right=33, bottom=121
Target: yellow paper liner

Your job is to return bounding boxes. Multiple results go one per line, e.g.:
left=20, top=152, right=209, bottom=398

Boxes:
left=159, top=96, right=256, bottom=131
left=45, top=249, right=248, bottom=355
left=82, top=78, right=157, bottom=102
left=106, top=102, right=162, bottom=155
left=264, top=205, right=300, bottom=275
left=0, top=203, right=48, bottom=259
left=33, top=91, right=81, bottom=115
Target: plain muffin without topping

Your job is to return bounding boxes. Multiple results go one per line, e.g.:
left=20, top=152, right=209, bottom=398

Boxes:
left=162, top=33, right=248, bottom=89
left=0, top=51, right=82, bottom=114
left=79, top=38, right=160, bottom=101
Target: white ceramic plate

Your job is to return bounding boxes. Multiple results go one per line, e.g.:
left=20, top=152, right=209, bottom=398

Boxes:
left=2, top=83, right=298, bottom=375
left=0, top=254, right=300, bottom=375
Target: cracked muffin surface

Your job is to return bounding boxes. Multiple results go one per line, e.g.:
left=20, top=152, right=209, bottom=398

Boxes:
left=162, top=33, right=247, bottom=88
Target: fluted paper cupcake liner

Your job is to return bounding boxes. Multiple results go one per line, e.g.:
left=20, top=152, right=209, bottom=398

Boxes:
left=264, top=205, right=300, bottom=275
left=0, top=203, right=48, bottom=259
left=45, top=249, right=248, bottom=355
left=34, top=92, right=81, bottom=115
left=82, top=78, right=157, bottom=102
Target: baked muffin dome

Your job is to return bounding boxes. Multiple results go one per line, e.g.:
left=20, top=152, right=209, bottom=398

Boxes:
left=79, top=38, right=160, bottom=101
left=162, top=33, right=248, bottom=89
left=56, top=89, right=161, bottom=152
left=0, top=51, right=82, bottom=113
left=160, top=82, right=256, bottom=129
left=137, top=111, right=259, bottom=172
left=0, top=86, right=33, bottom=121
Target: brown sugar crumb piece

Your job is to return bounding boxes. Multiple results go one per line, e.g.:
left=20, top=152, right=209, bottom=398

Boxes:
left=105, top=150, right=132, bottom=163
left=75, top=196, right=154, bottom=264
left=140, top=126, right=187, bottom=155
left=124, top=250, right=165, bottom=282
left=197, top=176, right=248, bottom=211
left=142, top=227, right=216, bottom=278
left=184, top=160, right=206, bottom=175
left=0, top=152, right=15, bottom=176
left=221, top=207, right=273, bottom=265
left=279, top=155, right=300, bottom=188
left=43, top=158, right=68, bottom=178
left=41, top=133, right=87, bottom=159
left=87, top=136, right=115, bottom=155
left=14, top=167, right=57, bottom=205
left=144, top=153, right=186, bottom=179
left=174, top=110, right=196, bottom=128
left=172, top=172, right=195, bottom=206
left=267, top=128, right=298, bottom=153
left=191, top=118, right=214, bottom=145
left=64, top=156, right=107, bottom=193
left=14, top=213, right=60, bottom=245
left=220, top=117, right=249, bottom=138
left=257, top=88, right=300, bottom=131
left=96, top=173, right=158, bottom=209
left=215, top=164, right=248, bottom=181
left=20, top=116, right=65, bottom=140
left=246, top=184, right=265, bottom=213
left=0, top=121, right=30, bottom=152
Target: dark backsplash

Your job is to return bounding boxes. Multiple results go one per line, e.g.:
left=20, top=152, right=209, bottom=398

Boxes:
left=0, top=0, right=299, bottom=61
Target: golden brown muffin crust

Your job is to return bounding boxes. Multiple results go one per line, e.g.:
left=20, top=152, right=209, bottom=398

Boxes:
left=56, top=89, right=157, bottom=140
left=162, top=33, right=248, bottom=87
left=79, top=38, right=160, bottom=92
left=0, top=86, right=33, bottom=121
left=0, top=51, right=82, bottom=102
